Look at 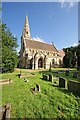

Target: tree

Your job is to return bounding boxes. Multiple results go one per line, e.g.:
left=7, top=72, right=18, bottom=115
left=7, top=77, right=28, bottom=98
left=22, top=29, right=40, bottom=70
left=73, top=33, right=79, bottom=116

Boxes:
left=76, top=45, right=80, bottom=70
left=63, top=47, right=75, bottom=68
left=1, top=24, right=18, bottom=73
left=63, top=45, right=80, bottom=69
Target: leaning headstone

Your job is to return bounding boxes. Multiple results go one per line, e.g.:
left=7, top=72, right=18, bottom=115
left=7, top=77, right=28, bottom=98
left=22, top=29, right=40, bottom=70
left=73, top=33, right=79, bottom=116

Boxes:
left=73, top=72, right=78, bottom=78
left=65, top=70, right=69, bottom=76
left=59, top=77, right=67, bottom=88
left=36, top=84, right=41, bottom=92
left=49, top=74, right=53, bottom=82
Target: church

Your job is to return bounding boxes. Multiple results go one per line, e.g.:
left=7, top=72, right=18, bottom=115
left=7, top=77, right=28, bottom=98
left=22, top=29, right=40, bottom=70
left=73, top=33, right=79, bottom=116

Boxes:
left=19, top=16, right=64, bottom=69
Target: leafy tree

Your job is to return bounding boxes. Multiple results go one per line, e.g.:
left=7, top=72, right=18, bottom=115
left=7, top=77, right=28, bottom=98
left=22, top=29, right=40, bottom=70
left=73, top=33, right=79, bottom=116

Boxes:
left=76, top=45, right=80, bottom=70
left=1, top=24, right=18, bottom=73
left=63, top=51, right=72, bottom=68
left=63, top=45, right=80, bottom=69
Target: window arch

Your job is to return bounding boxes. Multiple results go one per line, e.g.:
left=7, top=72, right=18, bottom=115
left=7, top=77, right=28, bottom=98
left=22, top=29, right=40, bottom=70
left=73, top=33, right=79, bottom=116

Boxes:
left=59, top=59, right=62, bottom=65
left=52, top=59, right=55, bottom=65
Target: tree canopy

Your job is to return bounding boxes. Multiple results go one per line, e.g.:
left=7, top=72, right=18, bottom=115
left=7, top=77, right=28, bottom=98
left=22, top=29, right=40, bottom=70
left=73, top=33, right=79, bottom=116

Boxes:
left=1, top=24, right=18, bottom=73
left=63, top=45, right=80, bottom=69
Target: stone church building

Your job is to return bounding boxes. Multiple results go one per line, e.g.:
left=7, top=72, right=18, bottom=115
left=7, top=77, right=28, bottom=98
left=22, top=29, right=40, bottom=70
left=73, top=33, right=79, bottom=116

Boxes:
left=19, top=16, right=64, bottom=69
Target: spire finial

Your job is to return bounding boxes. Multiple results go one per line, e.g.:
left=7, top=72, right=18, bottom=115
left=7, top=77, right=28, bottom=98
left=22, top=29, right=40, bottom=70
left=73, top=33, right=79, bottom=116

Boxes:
left=26, top=10, right=28, bottom=17
left=23, top=12, right=30, bottom=39
left=52, top=42, right=54, bottom=45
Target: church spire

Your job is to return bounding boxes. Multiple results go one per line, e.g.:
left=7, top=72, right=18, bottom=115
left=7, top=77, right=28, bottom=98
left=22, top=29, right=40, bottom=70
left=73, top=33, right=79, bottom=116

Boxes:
left=22, top=15, right=31, bottom=39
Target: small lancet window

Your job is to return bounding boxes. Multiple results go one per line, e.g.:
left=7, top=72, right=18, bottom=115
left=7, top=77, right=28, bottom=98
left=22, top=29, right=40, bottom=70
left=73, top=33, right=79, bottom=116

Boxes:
left=27, top=31, right=28, bottom=34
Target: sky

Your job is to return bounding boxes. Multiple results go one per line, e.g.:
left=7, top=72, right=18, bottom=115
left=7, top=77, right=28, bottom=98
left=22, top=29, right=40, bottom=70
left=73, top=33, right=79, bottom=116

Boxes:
left=2, top=2, right=78, bottom=52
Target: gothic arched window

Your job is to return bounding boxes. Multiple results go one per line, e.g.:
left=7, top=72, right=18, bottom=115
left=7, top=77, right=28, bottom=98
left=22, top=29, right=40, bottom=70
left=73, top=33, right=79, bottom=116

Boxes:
left=52, top=59, right=55, bottom=65
left=59, top=59, right=61, bottom=65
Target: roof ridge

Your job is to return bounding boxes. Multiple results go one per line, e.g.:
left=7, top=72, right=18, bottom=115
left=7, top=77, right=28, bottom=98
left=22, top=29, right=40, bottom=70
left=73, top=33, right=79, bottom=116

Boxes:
left=26, top=39, right=58, bottom=52
left=28, top=39, right=53, bottom=46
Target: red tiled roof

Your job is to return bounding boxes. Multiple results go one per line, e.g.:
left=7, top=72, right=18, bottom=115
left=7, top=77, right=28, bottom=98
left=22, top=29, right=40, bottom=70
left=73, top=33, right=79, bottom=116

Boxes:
left=58, top=50, right=65, bottom=57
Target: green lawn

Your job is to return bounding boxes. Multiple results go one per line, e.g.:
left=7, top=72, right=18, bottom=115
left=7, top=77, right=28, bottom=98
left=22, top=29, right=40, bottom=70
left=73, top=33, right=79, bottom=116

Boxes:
left=1, top=68, right=80, bottom=119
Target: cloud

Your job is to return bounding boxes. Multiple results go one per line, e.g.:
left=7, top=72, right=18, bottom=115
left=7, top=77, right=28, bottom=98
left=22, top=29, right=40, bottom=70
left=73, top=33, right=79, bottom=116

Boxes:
left=32, top=35, right=45, bottom=43
left=59, top=0, right=65, bottom=8
left=72, top=43, right=78, bottom=47
left=59, top=1, right=77, bottom=9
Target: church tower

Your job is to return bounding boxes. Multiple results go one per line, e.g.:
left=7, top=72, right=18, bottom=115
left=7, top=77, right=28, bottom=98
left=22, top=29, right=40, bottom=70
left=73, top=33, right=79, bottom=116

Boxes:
left=20, top=16, right=31, bottom=68
left=22, top=15, right=31, bottom=39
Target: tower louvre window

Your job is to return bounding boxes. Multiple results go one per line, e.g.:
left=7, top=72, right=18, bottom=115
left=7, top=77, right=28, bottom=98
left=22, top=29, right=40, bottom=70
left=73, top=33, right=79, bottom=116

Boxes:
left=27, top=31, right=28, bottom=34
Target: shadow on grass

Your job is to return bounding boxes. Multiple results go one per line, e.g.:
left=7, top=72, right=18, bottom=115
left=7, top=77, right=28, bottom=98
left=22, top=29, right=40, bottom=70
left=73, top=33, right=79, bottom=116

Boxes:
left=57, top=88, right=71, bottom=95
left=57, top=86, right=80, bottom=97
left=39, top=70, right=50, bottom=75
left=48, top=83, right=78, bottom=97
left=48, top=83, right=59, bottom=88
left=40, top=78, right=50, bottom=82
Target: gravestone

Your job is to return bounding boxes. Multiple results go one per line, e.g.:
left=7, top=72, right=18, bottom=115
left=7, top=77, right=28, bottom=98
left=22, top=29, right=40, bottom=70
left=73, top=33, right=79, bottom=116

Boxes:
left=73, top=72, right=78, bottom=78
left=68, top=80, right=80, bottom=96
left=0, top=103, right=11, bottom=120
left=18, top=71, right=22, bottom=78
left=9, top=79, right=12, bottom=84
left=5, top=103, right=11, bottom=119
left=59, top=77, right=67, bottom=88
left=65, top=70, right=69, bottom=76
left=43, top=74, right=49, bottom=80
left=18, top=73, right=21, bottom=78
left=36, top=84, right=41, bottom=92
left=49, top=74, right=53, bottom=82
left=24, top=78, right=29, bottom=82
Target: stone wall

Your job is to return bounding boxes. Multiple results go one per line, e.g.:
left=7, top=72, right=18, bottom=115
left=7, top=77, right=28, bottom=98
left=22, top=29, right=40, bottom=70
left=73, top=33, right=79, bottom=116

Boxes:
left=20, top=46, right=63, bottom=69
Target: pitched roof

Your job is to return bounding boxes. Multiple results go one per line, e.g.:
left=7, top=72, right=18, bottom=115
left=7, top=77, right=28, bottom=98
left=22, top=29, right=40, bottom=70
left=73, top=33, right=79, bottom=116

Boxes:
left=58, top=50, right=65, bottom=57
left=25, top=39, right=58, bottom=52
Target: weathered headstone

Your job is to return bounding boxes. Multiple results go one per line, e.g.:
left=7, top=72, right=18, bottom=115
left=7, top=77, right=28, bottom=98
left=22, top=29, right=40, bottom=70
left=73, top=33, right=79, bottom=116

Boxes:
left=49, top=74, right=53, bottom=82
left=43, top=74, right=49, bottom=80
left=5, top=103, right=11, bottom=119
left=65, top=70, right=69, bottom=76
left=24, top=78, right=29, bottom=82
left=0, top=106, right=5, bottom=120
left=0, top=103, right=11, bottom=120
left=36, top=84, right=41, bottom=92
left=73, top=72, right=78, bottom=78
left=68, top=80, right=80, bottom=96
left=18, top=71, right=22, bottom=78
left=59, top=77, right=67, bottom=88
left=9, top=79, right=12, bottom=84
left=18, top=73, right=21, bottom=78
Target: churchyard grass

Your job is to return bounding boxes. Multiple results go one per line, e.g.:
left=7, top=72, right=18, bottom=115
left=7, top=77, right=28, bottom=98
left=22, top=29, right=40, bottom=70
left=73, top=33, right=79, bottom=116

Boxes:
left=1, top=68, right=80, bottom=118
